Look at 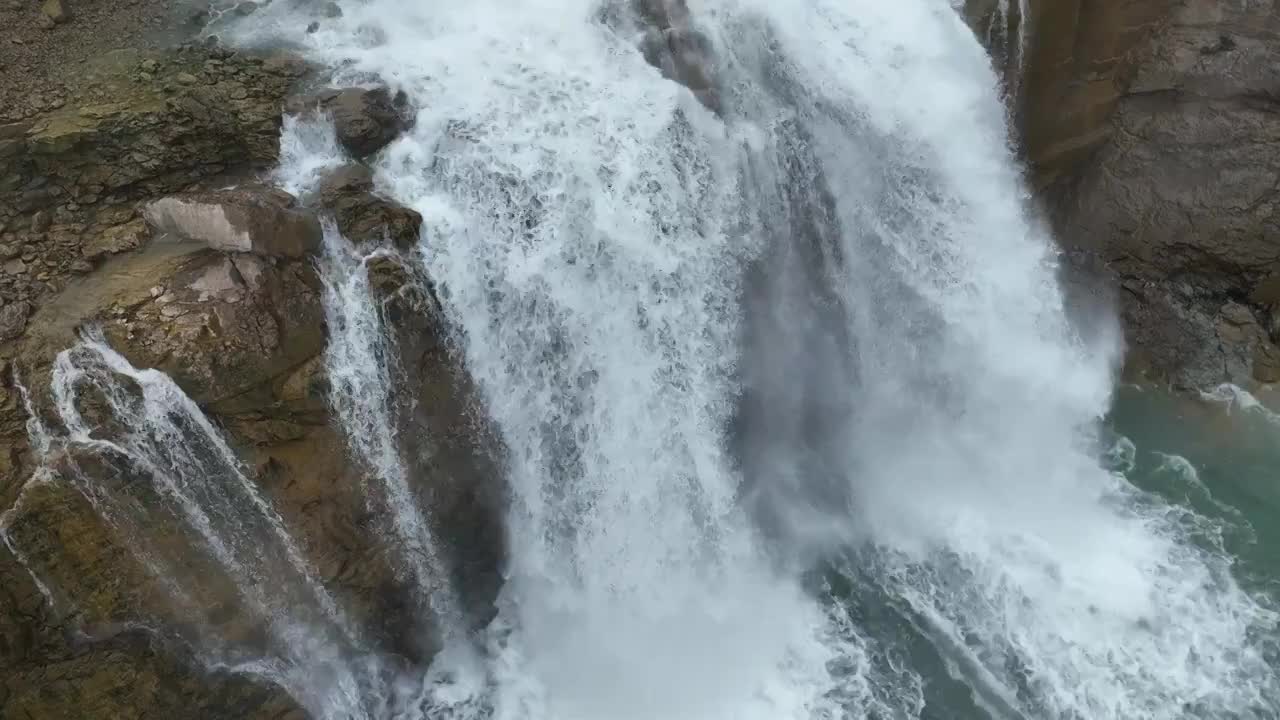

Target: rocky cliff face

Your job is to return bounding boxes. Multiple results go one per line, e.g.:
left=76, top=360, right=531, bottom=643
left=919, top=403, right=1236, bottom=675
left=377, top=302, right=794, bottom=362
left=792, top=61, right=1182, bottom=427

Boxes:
left=0, top=45, right=305, bottom=327
left=4, top=1, right=1277, bottom=716
left=1019, top=0, right=1180, bottom=187
left=1016, top=0, right=1280, bottom=389
left=0, top=41, right=504, bottom=720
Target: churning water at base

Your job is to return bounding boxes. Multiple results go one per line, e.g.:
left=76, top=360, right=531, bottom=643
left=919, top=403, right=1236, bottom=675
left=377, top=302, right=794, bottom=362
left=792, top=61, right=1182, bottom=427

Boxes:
left=261, top=0, right=1279, bottom=715
left=5, top=0, right=1277, bottom=718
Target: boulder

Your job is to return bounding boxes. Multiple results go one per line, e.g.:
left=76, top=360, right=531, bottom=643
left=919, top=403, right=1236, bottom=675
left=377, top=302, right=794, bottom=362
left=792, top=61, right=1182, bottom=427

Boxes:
left=0, top=301, right=30, bottom=341
left=30, top=212, right=51, bottom=233
left=287, top=87, right=412, bottom=159
left=635, top=0, right=719, bottom=111
left=642, top=26, right=715, bottom=92
left=40, top=0, right=68, bottom=24
left=317, top=164, right=422, bottom=248
left=82, top=218, right=148, bottom=263
left=143, top=189, right=322, bottom=258
left=96, top=249, right=326, bottom=406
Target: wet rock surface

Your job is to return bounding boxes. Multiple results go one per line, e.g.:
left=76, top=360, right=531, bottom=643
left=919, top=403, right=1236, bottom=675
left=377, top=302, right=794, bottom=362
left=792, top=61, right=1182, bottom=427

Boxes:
left=0, top=240, right=315, bottom=719
left=362, top=252, right=506, bottom=626
left=1020, top=0, right=1179, bottom=187
left=1019, top=0, right=1280, bottom=388
left=3, top=0, right=1276, bottom=715
left=286, top=86, right=413, bottom=159
left=2, top=242, right=505, bottom=716
left=0, top=44, right=308, bottom=337
left=0, top=627, right=304, bottom=720
left=0, top=29, right=500, bottom=720
left=635, top=0, right=720, bottom=111
left=316, top=164, right=423, bottom=249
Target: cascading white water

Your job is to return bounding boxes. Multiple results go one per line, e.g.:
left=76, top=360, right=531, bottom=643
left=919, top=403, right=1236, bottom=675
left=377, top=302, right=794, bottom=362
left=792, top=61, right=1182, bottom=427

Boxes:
left=5, top=0, right=1271, bottom=718
left=318, top=222, right=467, bottom=646
left=0, top=331, right=390, bottom=718
left=234, top=0, right=1280, bottom=716
left=245, top=1, right=1280, bottom=717
left=992, top=0, right=1030, bottom=86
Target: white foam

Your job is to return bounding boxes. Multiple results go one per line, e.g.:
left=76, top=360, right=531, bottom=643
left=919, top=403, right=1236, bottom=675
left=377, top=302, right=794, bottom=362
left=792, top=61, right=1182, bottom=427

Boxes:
left=10, top=331, right=378, bottom=718
left=275, top=113, right=348, bottom=197
left=227, top=0, right=1280, bottom=717
left=317, top=223, right=469, bottom=647
left=1201, top=382, right=1280, bottom=424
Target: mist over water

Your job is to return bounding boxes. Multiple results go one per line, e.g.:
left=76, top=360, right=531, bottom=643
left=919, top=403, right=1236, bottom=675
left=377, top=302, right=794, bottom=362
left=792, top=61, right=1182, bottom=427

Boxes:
left=3, top=0, right=1277, bottom=718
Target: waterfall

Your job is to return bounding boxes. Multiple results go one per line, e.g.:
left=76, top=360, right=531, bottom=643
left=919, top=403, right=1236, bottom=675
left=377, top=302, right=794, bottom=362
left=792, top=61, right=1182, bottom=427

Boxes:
left=961, top=0, right=1031, bottom=97
left=279, top=0, right=1275, bottom=715
left=5, top=0, right=1275, bottom=719
left=3, top=331, right=380, bottom=718
left=318, top=223, right=468, bottom=649
left=994, top=0, right=1031, bottom=83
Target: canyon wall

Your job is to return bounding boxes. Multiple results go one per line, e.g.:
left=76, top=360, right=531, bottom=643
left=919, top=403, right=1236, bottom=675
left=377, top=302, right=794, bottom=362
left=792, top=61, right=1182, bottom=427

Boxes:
left=1021, top=0, right=1280, bottom=388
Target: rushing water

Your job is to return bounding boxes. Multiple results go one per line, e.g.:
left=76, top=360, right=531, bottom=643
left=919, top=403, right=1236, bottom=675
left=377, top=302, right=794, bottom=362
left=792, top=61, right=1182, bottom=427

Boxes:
left=4, top=0, right=1278, bottom=718
left=5, top=332, right=373, bottom=717
left=318, top=223, right=469, bottom=645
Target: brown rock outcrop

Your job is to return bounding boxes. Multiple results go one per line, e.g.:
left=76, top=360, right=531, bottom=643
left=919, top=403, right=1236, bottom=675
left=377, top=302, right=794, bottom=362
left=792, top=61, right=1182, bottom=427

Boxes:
left=0, top=41, right=501, bottom=720
left=1020, top=0, right=1180, bottom=187
left=286, top=86, right=413, bottom=159
left=144, top=188, right=323, bottom=258
left=1, top=629, right=303, bottom=720
left=635, top=0, right=720, bottom=112
left=98, top=249, right=325, bottom=408
left=2, top=231, right=506, bottom=715
left=40, top=0, right=69, bottom=25
left=364, top=253, right=505, bottom=620
left=1022, top=0, right=1280, bottom=388
left=0, top=45, right=308, bottom=335
left=316, top=164, right=423, bottom=249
